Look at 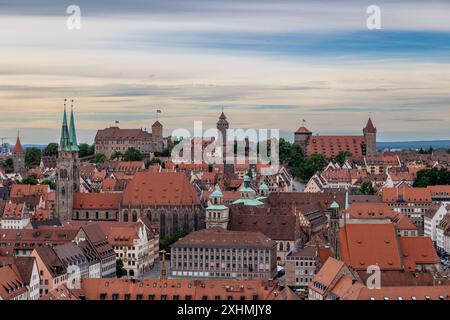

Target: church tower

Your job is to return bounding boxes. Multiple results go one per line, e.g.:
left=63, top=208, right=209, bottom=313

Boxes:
left=205, top=184, right=229, bottom=229
left=12, top=133, right=26, bottom=175
left=56, top=100, right=80, bottom=221
left=328, top=200, right=340, bottom=260
left=363, top=117, right=377, bottom=156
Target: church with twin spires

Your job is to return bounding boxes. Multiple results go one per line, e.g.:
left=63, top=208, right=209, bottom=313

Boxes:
left=55, top=101, right=80, bottom=221
left=294, top=117, right=377, bottom=158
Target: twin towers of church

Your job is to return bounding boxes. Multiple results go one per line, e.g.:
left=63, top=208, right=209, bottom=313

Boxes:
left=55, top=100, right=80, bottom=221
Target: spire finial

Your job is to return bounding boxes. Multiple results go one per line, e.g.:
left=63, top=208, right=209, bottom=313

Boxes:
left=71, top=99, right=74, bottom=110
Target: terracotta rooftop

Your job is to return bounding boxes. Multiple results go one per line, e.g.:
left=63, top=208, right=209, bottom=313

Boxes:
left=2, top=201, right=26, bottom=219
left=339, top=223, right=403, bottom=271
left=306, top=135, right=365, bottom=158
left=80, top=278, right=287, bottom=300
left=399, top=237, right=439, bottom=271
left=0, top=264, right=27, bottom=300
left=73, top=192, right=122, bottom=210
left=357, top=285, right=450, bottom=300
left=122, top=171, right=200, bottom=206
left=172, top=227, right=276, bottom=249
left=12, top=136, right=25, bottom=154
left=348, top=202, right=395, bottom=219
left=95, top=127, right=151, bottom=140
left=10, top=184, right=49, bottom=198
left=381, top=187, right=432, bottom=203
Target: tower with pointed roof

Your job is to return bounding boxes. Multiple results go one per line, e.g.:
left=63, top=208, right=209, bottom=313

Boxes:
left=56, top=100, right=80, bottom=221
left=363, top=117, right=377, bottom=157
left=12, top=132, right=26, bottom=175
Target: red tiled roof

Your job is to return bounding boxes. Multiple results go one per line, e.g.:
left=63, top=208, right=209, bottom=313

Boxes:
left=73, top=192, right=122, bottom=210
left=95, top=127, right=151, bottom=140
left=122, top=172, right=200, bottom=206
left=81, top=278, right=285, bottom=300
left=295, top=126, right=311, bottom=134
left=12, top=137, right=25, bottom=154
left=311, top=257, right=345, bottom=294
left=356, top=285, right=450, bottom=300
left=10, top=184, right=49, bottom=198
left=2, top=202, right=26, bottom=219
left=381, top=187, right=432, bottom=203
left=306, top=135, right=365, bottom=158
left=339, top=223, right=402, bottom=271
left=399, top=237, right=439, bottom=271
left=0, top=265, right=27, bottom=300
left=348, top=202, right=395, bottom=219
left=172, top=227, right=276, bottom=249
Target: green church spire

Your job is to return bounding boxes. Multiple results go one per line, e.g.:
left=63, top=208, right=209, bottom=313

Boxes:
left=69, top=100, right=79, bottom=152
left=59, top=100, right=71, bottom=152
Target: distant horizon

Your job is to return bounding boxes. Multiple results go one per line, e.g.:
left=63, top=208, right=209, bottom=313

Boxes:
left=1, top=0, right=450, bottom=143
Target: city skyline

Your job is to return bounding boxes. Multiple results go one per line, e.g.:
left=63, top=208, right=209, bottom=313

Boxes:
left=1, top=0, right=450, bottom=143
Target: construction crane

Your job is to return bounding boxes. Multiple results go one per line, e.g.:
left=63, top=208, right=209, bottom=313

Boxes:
left=0, top=137, right=15, bottom=145
left=0, top=136, right=18, bottom=156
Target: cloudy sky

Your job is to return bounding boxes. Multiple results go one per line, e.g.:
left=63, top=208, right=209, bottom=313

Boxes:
left=0, top=0, right=450, bottom=144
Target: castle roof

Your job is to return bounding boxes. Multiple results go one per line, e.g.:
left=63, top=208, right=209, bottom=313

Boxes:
left=364, top=117, right=376, bottom=133
left=295, top=126, right=311, bottom=134
left=12, top=136, right=25, bottom=154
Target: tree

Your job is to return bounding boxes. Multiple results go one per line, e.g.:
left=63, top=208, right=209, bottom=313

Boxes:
left=111, top=150, right=123, bottom=160
left=2, top=158, right=13, bottom=171
left=293, top=154, right=328, bottom=182
left=41, top=179, right=56, bottom=190
left=333, top=151, right=352, bottom=166
left=92, top=153, right=107, bottom=164
left=25, top=147, right=41, bottom=167
left=359, top=180, right=376, bottom=195
left=145, top=158, right=161, bottom=169
left=20, top=177, right=38, bottom=185
left=78, top=143, right=94, bottom=158
left=43, top=143, right=58, bottom=157
left=116, top=259, right=127, bottom=278
left=160, top=229, right=188, bottom=252
left=124, top=147, right=143, bottom=161
left=414, top=168, right=450, bottom=187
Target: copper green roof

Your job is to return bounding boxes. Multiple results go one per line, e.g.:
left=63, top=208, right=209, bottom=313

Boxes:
left=210, top=185, right=223, bottom=198
left=330, top=201, right=340, bottom=209
left=69, top=107, right=79, bottom=152
left=59, top=107, right=71, bottom=152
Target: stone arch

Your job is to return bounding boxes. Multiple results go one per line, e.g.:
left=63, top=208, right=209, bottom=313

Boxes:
left=123, top=210, right=129, bottom=222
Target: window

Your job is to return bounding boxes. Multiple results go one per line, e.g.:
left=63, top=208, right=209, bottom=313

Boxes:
left=112, top=293, right=119, bottom=300
left=136, top=294, right=143, bottom=300
left=148, top=294, right=155, bottom=300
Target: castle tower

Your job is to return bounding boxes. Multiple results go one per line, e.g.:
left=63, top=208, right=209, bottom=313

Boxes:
left=205, top=185, right=229, bottom=229
left=12, top=133, right=26, bottom=175
left=152, top=120, right=163, bottom=140
left=363, top=117, right=377, bottom=156
left=294, top=126, right=312, bottom=156
left=151, top=120, right=163, bottom=152
left=56, top=101, right=80, bottom=221
left=329, top=200, right=340, bottom=259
